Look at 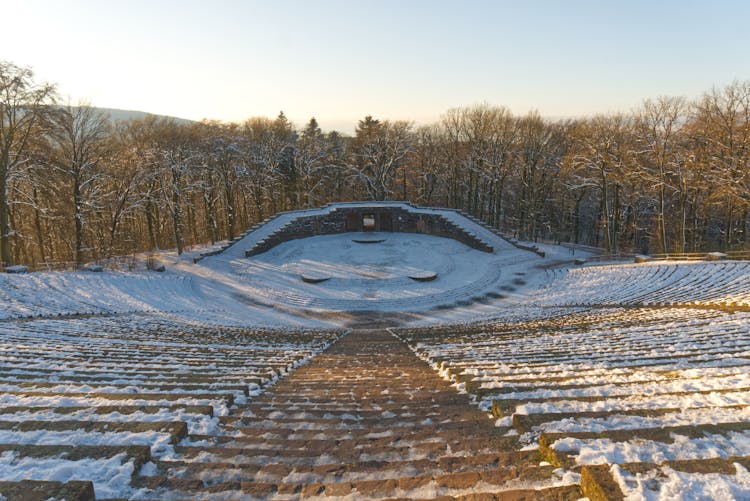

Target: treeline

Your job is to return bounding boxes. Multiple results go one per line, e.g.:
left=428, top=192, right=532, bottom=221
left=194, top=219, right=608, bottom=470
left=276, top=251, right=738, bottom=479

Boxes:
left=1, top=60, right=749, bottom=267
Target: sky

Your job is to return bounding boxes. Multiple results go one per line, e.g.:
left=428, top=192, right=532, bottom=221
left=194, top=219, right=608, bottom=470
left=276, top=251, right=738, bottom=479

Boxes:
left=4, top=0, right=749, bottom=133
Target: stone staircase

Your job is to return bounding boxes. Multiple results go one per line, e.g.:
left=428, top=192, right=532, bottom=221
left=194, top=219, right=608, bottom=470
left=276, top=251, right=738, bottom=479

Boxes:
left=457, top=213, right=546, bottom=258
left=129, top=330, right=582, bottom=500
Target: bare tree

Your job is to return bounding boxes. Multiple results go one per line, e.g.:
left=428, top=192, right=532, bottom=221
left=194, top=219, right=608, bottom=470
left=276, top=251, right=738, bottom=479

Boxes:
left=514, top=112, right=567, bottom=241
left=569, top=114, right=634, bottom=253
left=152, top=120, right=200, bottom=255
left=295, top=117, right=330, bottom=207
left=635, top=96, right=689, bottom=253
left=351, top=116, right=413, bottom=201
left=0, top=61, right=55, bottom=265
left=693, top=82, right=750, bottom=249
left=47, top=104, right=110, bottom=264
left=412, top=124, right=449, bottom=206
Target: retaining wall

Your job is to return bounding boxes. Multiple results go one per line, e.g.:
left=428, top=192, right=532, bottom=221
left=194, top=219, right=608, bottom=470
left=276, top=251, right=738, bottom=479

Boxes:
left=245, top=205, right=493, bottom=257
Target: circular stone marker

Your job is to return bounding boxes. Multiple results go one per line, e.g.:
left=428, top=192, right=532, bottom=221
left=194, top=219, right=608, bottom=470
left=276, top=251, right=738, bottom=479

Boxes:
left=352, top=238, right=386, bottom=244
left=408, top=271, right=438, bottom=282
left=300, top=274, right=331, bottom=284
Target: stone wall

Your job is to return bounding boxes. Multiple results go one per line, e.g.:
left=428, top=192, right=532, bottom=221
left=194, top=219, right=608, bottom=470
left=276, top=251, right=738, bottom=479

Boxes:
left=245, top=205, right=493, bottom=257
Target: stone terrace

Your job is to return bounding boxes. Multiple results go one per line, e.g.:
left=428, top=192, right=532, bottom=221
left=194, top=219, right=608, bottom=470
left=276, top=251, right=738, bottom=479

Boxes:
left=0, top=322, right=583, bottom=500
left=0, top=315, right=341, bottom=500
left=397, top=307, right=750, bottom=499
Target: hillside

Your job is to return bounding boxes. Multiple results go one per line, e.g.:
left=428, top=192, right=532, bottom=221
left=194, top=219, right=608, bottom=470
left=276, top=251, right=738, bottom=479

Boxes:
left=96, top=107, right=194, bottom=125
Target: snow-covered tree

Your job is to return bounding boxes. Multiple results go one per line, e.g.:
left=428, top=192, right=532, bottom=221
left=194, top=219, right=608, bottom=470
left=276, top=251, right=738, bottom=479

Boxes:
left=0, top=61, right=55, bottom=265
left=351, top=116, right=414, bottom=201
left=47, top=104, right=110, bottom=264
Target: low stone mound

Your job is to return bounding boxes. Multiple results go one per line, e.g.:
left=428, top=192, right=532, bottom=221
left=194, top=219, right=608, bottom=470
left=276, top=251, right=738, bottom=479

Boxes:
left=352, top=237, right=386, bottom=244
left=408, top=271, right=438, bottom=282
left=300, top=274, right=331, bottom=284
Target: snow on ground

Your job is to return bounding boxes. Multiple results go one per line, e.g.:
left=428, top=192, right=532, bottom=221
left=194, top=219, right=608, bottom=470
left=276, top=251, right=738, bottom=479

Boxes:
left=0, top=272, right=205, bottom=319
left=229, top=232, right=540, bottom=312
left=1, top=204, right=555, bottom=325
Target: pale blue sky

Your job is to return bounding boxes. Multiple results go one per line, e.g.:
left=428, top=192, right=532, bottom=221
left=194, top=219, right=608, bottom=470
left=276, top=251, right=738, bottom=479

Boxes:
left=5, top=0, right=749, bottom=132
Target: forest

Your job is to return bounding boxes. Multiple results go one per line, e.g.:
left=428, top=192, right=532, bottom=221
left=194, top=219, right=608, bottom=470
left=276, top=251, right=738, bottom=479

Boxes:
left=1, top=60, right=749, bottom=268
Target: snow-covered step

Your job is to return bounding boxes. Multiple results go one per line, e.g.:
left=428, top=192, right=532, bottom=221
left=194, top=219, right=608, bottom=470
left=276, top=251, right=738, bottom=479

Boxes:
left=541, top=423, right=750, bottom=469
left=0, top=390, right=236, bottom=405
left=511, top=405, right=750, bottom=435
left=581, top=456, right=750, bottom=500
left=0, top=444, right=151, bottom=499
left=540, top=261, right=750, bottom=309
left=0, top=381, right=258, bottom=397
left=0, top=421, right=192, bottom=453
left=0, top=403, right=214, bottom=418
left=398, top=304, right=750, bottom=498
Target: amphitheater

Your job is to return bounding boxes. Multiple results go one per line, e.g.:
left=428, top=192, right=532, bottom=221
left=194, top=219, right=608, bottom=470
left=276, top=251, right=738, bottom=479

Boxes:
left=1, top=202, right=750, bottom=500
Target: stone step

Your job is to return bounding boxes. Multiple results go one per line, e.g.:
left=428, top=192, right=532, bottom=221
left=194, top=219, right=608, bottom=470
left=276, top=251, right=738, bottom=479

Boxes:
left=454, top=371, right=742, bottom=396
left=183, top=435, right=476, bottom=457
left=0, top=350, right=302, bottom=365
left=0, top=443, right=151, bottom=465
left=175, top=433, right=518, bottom=464
left=0, top=404, right=215, bottom=417
left=251, top=390, right=470, bottom=402
left=539, top=421, right=750, bottom=467
left=450, top=484, right=584, bottom=501
left=0, top=419, right=188, bottom=441
left=0, top=372, right=270, bottom=385
left=220, top=408, right=488, bottom=426
left=186, top=433, right=519, bottom=454
left=0, top=361, right=291, bottom=377
left=225, top=417, right=499, bottom=437
left=0, top=390, right=235, bottom=406
left=489, top=388, right=750, bottom=417
left=441, top=347, right=748, bottom=373
left=142, top=458, right=559, bottom=498
left=580, top=457, right=750, bottom=501
left=0, top=480, right=95, bottom=501
left=511, top=405, right=749, bottom=433
left=237, top=402, right=454, bottom=414
left=1, top=381, right=256, bottom=396
left=452, top=365, right=746, bottom=385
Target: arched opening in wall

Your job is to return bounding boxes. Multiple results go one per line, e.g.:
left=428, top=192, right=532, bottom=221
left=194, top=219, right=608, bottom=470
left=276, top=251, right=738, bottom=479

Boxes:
left=363, top=214, right=376, bottom=231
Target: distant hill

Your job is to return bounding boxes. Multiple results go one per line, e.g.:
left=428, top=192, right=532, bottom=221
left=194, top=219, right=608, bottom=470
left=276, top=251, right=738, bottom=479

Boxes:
left=95, top=107, right=195, bottom=125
